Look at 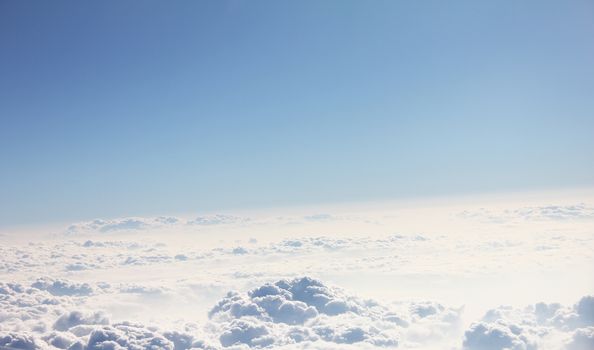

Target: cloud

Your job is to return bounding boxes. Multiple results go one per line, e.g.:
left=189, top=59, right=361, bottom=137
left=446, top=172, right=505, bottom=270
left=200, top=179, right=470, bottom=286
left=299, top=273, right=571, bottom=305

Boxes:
left=66, top=217, right=181, bottom=235
left=218, top=318, right=273, bottom=348
left=0, top=278, right=213, bottom=349
left=2, top=273, right=594, bottom=349
left=84, top=324, right=175, bottom=350
left=187, top=215, right=250, bottom=226
left=43, top=331, right=80, bottom=349
left=462, top=321, right=538, bottom=350
left=208, top=277, right=460, bottom=348
left=2, top=194, right=594, bottom=349
left=457, top=203, right=594, bottom=224
left=302, top=214, right=334, bottom=222
left=567, top=327, right=594, bottom=350
left=0, top=332, right=46, bottom=350
left=53, top=311, right=109, bottom=332
left=31, top=278, right=93, bottom=297
left=64, top=214, right=252, bottom=235
left=463, top=295, right=594, bottom=350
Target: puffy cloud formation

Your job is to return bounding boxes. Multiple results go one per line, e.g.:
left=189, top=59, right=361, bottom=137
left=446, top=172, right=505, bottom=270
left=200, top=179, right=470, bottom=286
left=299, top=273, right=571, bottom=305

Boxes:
left=0, top=332, right=47, bottom=349
left=3, top=195, right=593, bottom=349
left=31, top=278, right=93, bottom=297
left=566, top=327, right=594, bottom=350
left=187, top=215, right=250, bottom=226
left=0, top=233, right=439, bottom=278
left=458, top=204, right=594, bottom=223
left=2, top=275, right=594, bottom=349
left=53, top=311, right=109, bottom=332
left=1, top=322, right=213, bottom=350
left=463, top=296, right=594, bottom=350
left=65, top=214, right=251, bottom=235
left=463, top=321, right=538, bottom=350
left=66, top=217, right=181, bottom=234
left=208, top=277, right=460, bottom=348
left=0, top=277, right=462, bottom=349
left=0, top=279, right=211, bottom=350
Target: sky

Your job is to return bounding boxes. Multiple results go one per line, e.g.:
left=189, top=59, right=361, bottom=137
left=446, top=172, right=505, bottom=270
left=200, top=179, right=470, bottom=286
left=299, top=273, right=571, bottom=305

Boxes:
left=1, top=0, right=594, bottom=227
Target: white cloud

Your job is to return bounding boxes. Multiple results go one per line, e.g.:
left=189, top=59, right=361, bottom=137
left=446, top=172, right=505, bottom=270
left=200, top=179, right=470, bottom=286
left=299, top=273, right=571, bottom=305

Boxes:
left=462, top=321, right=539, bottom=350
left=66, top=217, right=181, bottom=235
left=207, top=277, right=461, bottom=348
left=2, top=194, right=594, bottom=349
left=53, top=311, right=109, bottom=332
left=31, top=278, right=93, bottom=297
left=0, top=332, right=47, bottom=350
left=187, top=215, right=250, bottom=226
left=463, top=295, right=594, bottom=350
left=458, top=203, right=594, bottom=224
left=566, top=327, right=594, bottom=350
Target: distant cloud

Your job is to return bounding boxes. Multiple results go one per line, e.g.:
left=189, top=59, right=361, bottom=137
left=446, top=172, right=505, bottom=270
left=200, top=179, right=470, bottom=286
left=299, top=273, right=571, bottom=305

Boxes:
left=53, top=311, right=109, bottom=332
left=65, top=214, right=251, bottom=235
left=187, top=214, right=250, bottom=226
left=458, top=203, right=594, bottom=224
left=66, top=216, right=180, bottom=235
left=31, top=278, right=93, bottom=296
left=302, top=214, right=334, bottom=222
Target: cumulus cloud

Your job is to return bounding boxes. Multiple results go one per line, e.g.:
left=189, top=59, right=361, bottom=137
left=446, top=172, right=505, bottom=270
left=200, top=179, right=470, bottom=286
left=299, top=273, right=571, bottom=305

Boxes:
left=66, top=217, right=181, bottom=235
left=458, top=203, right=594, bottom=224
left=463, top=295, right=594, bottom=350
left=53, top=311, right=109, bottom=332
left=2, top=273, right=594, bottom=349
left=65, top=214, right=252, bottom=235
left=31, top=278, right=93, bottom=297
left=208, top=277, right=460, bottom=348
left=302, top=214, right=334, bottom=222
left=187, top=215, right=250, bottom=226
left=0, top=279, right=212, bottom=349
left=567, top=327, right=594, bottom=350
left=0, top=332, right=47, bottom=350
left=3, top=199, right=594, bottom=349
left=463, top=321, right=538, bottom=350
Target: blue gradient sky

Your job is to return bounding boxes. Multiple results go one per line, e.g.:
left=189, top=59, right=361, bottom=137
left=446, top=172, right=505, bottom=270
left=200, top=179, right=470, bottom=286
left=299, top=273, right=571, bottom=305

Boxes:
left=1, top=0, right=593, bottom=227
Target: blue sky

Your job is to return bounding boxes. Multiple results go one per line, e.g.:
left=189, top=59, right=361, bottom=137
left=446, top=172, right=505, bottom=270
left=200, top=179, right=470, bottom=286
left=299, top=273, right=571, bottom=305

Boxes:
left=1, top=0, right=593, bottom=227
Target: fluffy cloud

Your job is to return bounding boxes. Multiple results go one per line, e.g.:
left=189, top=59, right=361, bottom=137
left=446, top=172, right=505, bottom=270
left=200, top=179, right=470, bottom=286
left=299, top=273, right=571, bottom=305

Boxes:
left=66, top=217, right=181, bottom=235
left=463, top=295, right=594, bottom=350
left=0, top=279, right=212, bottom=349
left=208, top=277, right=460, bottom=348
left=0, top=332, right=47, bottom=350
left=2, top=274, right=594, bottom=349
left=187, top=215, right=250, bottom=226
left=0, top=276, right=462, bottom=349
left=3, top=194, right=594, bottom=350
left=458, top=204, right=594, bottom=224
left=53, top=311, right=109, bottom=332
left=566, top=327, right=594, bottom=350
left=31, top=278, right=93, bottom=297
left=463, top=321, right=538, bottom=350
left=65, top=214, right=251, bottom=235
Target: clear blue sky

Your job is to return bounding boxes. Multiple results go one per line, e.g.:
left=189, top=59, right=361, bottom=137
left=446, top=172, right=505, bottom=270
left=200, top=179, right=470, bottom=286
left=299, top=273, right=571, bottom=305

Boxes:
left=1, top=0, right=593, bottom=227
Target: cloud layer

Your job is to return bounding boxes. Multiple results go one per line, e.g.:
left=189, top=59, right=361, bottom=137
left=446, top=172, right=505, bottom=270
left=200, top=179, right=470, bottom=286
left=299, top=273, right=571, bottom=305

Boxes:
left=2, top=197, right=593, bottom=349
left=2, top=275, right=592, bottom=349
